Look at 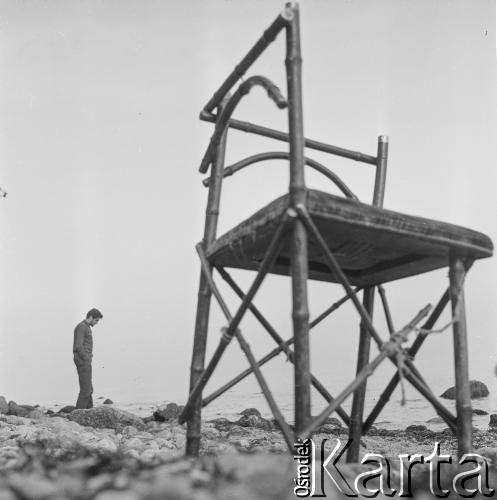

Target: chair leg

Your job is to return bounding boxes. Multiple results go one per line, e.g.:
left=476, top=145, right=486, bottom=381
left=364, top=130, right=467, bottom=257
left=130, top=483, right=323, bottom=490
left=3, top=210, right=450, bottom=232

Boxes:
left=449, top=256, right=472, bottom=458
left=347, top=287, right=375, bottom=462
left=185, top=272, right=212, bottom=456
left=292, top=219, right=311, bottom=434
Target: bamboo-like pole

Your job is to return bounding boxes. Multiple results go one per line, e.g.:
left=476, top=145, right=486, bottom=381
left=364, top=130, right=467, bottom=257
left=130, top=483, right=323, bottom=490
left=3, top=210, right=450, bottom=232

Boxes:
left=300, top=351, right=389, bottom=441
left=200, top=76, right=287, bottom=174
left=347, top=287, right=375, bottom=462
left=309, top=287, right=362, bottom=327
left=286, top=4, right=311, bottom=435
left=296, top=204, right=383, bottom=346
left=234, top=332, right=296, bottom=449
left=362, top=289, right=450, bottom=433
left=347, top=135, right=389, bottom=461
left=217, top=266, right=351, bottom=426
left=202, top=4, right=292, bottom=113
left=202, top=152, right=358, bottom=200
left=372, top=135, right=389, bottom=206
left=185, top=109, right=228, bottom=456
left=377, top=285, right=395, bottom=334
left=200, top=111, right=378, bottom=165
left=449, top=256, right=472, bottom=457
left=190, top=249, right=295, bottom=447
left=299, top=306, right=431, bottom=439
left=179, top=214, right=289, bottom=424
left=202, top=287, right=361, bottom=415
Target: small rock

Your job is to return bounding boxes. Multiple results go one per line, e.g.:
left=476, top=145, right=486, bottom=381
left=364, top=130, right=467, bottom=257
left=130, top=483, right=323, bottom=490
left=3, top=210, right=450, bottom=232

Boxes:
left=139, top=449, right=157, bottom=463
left=208, top=417, right=233, bottom=433
left=473, top=408, right=489, bottom=416
left=440, top=380, right=489, bottom=399
left=489, top=414, right=497, bottom=427
left=58, top=405, right=76, bottom=414
left=317, top=416, right=342, bottom=433
left=406, top=424, right=428, bottom=432
left=0, top=396, right=8, bottom=414
left=239, top=408, right=261, bottom=417
left=123, top=437, right=146, bottom=453
left=27, top=409, right=46, bottom=420
left=153, top=402, right=184, bottom=422
left=203, top=427, right=221, bottom=440
left=7, top=401, right=34, bottom=418
left=67, top=406, right=146, bottom=431
left=95, top=437, right=118, bottom=453
left=103, top=398, right=114, bottom=405
left=426, top=416, right=444, bottom=424
left=235, top=413, right=273, bottom=430
left=173, top=433, right=186, bottom=449
left=0, top=414, right=31, bottom=426
left=122, top=426, right=139, bottom=438
left=156, top=429, right=172, bottom=440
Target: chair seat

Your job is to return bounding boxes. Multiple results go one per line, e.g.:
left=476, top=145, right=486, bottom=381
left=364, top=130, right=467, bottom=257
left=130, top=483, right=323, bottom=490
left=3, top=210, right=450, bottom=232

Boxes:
left=207, top=190, right=493, bottom=286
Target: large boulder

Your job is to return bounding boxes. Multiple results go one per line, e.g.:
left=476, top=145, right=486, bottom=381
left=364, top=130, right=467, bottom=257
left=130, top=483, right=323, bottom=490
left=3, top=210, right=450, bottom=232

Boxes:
left=67, top=406, right=145, bottom=431
left=489, top=414, right=497, bottom=428
left=153, top=403, right=184, bottom=422
left=440, top=380, right=489, bottom=399
left=7, top=401, right=36, bottom=418
left=0, top=396, right=8, bottom=414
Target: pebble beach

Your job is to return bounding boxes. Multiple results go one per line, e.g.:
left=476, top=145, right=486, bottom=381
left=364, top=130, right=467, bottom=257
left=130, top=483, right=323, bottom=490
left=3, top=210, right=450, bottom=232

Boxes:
left=1, top=397, right=497, bottom=499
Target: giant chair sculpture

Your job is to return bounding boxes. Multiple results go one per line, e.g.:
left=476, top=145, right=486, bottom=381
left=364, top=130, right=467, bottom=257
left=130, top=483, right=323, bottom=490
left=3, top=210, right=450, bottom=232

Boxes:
left=179, top=2, right=493, bottom=461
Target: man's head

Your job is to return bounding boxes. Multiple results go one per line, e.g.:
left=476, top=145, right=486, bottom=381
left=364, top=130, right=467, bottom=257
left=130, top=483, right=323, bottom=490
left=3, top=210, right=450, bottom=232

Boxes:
left=86, top=308, right=103, bottom=327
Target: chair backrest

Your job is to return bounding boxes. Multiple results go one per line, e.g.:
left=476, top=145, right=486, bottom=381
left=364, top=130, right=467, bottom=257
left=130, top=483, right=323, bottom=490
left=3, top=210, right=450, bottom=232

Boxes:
left=198, top=2, right=389, bottom=248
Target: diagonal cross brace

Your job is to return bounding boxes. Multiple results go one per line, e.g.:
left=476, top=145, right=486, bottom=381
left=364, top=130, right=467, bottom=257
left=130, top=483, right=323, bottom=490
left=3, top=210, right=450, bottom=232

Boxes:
left=295, top=204, right=457, bottom=431
left=216, top=266, right=352, bottom=427
left=201, top=285, right=361, bottom=413
left=363, top=288, right=451, bottom=433
left=193, top=235, right=295, bottom=448
left=298, top=305, right=432, bottom=440
left=179, top=213, right=293, bottom=442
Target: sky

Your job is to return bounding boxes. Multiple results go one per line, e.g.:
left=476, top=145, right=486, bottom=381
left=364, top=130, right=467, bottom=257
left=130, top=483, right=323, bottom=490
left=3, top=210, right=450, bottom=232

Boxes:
left=0, top=0, right=496, bottom=413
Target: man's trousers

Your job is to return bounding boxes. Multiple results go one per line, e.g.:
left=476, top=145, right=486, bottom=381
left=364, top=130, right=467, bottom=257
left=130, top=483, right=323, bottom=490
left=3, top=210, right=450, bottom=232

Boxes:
left=74, top=356, right=93, bottom=409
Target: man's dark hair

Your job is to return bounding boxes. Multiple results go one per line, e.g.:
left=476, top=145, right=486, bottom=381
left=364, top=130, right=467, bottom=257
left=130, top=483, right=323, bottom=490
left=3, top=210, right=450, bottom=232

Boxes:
left=86, top=308, right=103, bottom=319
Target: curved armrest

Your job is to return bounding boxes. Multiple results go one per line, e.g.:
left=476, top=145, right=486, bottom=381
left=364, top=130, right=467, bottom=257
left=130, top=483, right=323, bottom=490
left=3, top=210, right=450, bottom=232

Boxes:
left=202, top=151, right=359, bottom=200
left=199, top=76, right=287, bottom=174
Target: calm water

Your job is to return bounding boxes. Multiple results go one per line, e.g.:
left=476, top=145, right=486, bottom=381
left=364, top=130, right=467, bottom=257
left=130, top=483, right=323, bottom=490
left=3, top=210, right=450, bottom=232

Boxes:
left=110, top=384, right=497, bottom=432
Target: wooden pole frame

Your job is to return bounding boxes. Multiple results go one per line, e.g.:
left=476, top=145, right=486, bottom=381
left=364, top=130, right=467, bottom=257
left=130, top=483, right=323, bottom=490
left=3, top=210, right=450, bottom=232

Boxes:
left=189, top=244, right=296, bottom=448
left=362, top=289, right=450, bottom=433
left=202, top=152, right=358, bottom=200
left=296, top=204, right=458, bottom=433
left=215, top=266, right=351, bottom=426
left=179, top=212, right=290, bottom=425
left=450, top=257, right=473, bottom=458
left=183, top=1, right=485, bottom=460
left=185, top=103, right=228, bottom=456
left=201, top=284, right=362, bottom=422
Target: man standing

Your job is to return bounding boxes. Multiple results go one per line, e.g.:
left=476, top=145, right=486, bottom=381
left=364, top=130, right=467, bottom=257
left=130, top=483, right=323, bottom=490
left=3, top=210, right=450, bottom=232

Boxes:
left=73, top=308, right=103, bottom=409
